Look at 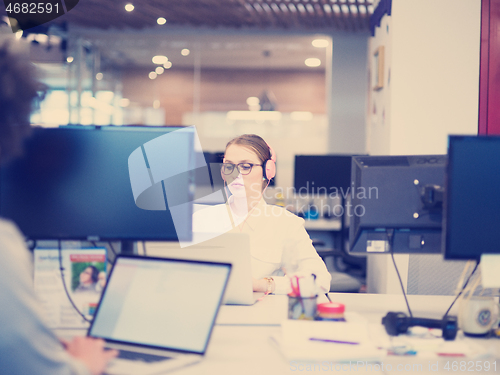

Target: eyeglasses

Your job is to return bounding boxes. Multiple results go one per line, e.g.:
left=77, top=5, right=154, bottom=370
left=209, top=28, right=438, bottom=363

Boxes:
left=221, top=163, right=262, bottom=175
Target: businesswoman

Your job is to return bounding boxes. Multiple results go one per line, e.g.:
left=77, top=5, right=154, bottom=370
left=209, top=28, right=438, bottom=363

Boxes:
left=193, top=134, right=331, bottom=295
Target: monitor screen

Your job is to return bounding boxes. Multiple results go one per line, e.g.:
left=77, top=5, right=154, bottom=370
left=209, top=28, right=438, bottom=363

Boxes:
left=349, top=155, right=446, bottom=254
left=0, top=126, right=195, bottom=242
left=444, top=135, right=500, bottom=260
left=294, top=155, right=356, bottom=196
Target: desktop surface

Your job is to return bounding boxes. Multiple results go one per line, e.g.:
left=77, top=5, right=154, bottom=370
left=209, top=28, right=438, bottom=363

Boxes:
left=55, top=294, right=499, bottom=375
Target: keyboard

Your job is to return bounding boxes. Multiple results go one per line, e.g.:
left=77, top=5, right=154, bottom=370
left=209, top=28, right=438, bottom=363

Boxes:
left=113, top=349, right=172, bottom=363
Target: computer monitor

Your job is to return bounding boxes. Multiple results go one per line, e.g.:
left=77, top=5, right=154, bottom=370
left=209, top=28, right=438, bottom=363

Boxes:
left=349, top=155, right=446, bottom=254
left=444, top=135, right=500, bottom=260
left=0, top=126, right=195, bottom=249
left=294, top=155, right=354, bottom=196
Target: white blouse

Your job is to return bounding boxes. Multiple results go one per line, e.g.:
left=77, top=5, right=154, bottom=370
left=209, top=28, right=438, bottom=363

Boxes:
left=192, top=198, right=331, bottom=294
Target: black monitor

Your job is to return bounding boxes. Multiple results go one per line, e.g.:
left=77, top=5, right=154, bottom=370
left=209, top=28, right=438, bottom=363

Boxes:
left=0, top=126, right=195, bottom=249
left=349, top=155, right=446, bottom=254
left=444, top=135, right=500, bottom=260
left=294, top=155, right=354, bottom=196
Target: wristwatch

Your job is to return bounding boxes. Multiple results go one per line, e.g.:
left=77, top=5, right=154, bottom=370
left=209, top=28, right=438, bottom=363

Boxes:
left=264, top=277, right=274, bottom=295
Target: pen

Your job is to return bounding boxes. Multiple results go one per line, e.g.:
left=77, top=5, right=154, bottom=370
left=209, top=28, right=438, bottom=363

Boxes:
left=309, top=337, right=359, bottom=345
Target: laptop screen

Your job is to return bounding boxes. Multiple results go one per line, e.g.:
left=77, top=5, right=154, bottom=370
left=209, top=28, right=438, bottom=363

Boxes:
left=88, top=256, right=231, bottom=354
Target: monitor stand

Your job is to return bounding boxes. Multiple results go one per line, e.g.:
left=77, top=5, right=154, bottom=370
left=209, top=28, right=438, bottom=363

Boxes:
left=120, top=240, right=135, bottom=255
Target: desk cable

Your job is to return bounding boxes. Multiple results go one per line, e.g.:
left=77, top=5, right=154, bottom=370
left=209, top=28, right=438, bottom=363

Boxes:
left=387, top=229, right=413, bottom=317
left=442, top=260, right=480, bottom=318
left=57, top=240, right=92, bottom=323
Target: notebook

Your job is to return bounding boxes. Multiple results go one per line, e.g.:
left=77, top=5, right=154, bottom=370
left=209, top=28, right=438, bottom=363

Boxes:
left=87, top=255, right=231, bottom=375
left=145, top=233, right=264, bottom=305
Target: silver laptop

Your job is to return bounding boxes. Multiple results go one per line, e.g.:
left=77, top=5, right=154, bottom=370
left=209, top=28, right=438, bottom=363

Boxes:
left=145, top=233, right=264, bottom=305
left=87, top=255, right=231, bottom=375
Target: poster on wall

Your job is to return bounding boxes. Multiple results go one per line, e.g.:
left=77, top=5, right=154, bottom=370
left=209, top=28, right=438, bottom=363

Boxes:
left=33, top=248, right=107, bottom=329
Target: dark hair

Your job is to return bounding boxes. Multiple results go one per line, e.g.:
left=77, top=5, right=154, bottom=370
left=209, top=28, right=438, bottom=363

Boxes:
left=85, top=265, right=100, bottom=284
left=0, top=41, right=46, bottom=164
left=225, top=134, right=272, bottom=180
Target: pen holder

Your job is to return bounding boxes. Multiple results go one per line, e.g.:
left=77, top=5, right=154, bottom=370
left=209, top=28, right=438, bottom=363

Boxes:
left=288, top=294, right=317, bottom=320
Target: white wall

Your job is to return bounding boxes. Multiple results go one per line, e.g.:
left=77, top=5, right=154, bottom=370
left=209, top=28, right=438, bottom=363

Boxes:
left=328, top=34, right=369, bottom=154
left=366, top=0, right=481, bottom=294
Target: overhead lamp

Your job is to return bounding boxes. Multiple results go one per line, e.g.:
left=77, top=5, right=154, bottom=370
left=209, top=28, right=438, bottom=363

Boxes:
left=149, top=72, right=157, bottom=80
left=125, top=3, right=134, bottom=12
left=155, top=66, right=164, bottom=75
left=152, top=55, right=168, bottom=64
left=163, top=61, right=172, bottom=69
left=305, top=58, right=321, bottom=67
left=157, top=17, right=166, bottom=25
left=312, top=38, right=329, bottom=48
left=181, top=48, right=190, bottom=56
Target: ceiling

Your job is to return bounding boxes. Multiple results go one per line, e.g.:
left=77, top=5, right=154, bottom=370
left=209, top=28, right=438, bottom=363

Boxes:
left=1, top=0, right=373, bottom=71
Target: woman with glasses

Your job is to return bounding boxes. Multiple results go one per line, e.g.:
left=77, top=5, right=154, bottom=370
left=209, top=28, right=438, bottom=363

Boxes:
left=193, top=134, right=331, bottom=295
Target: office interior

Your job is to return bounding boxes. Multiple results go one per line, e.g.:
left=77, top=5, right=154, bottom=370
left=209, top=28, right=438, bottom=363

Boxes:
left=0, top=0, right=496, bottom=296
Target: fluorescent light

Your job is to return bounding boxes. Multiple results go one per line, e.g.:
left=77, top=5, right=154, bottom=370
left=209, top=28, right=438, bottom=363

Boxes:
left=291, top=111, right=314, bottom=121
left=157, top=17, right=166, bottom=25
left=125, top=3, right=134, bottom=12
left=181, top=48, right=190, bottom=56
left=149, top=72, right=157, bottom=80
left=246, top=97, right=260, bottom=106
left=226, top=111, right=282, bottom=121
left=152, top=55, right=168, bottom=64
left=312, top=38, right=329, bottom=48
left=305, top=58, right=321, bottom=67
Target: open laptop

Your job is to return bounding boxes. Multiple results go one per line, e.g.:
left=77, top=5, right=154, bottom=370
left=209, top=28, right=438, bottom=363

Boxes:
left=145, top=233, right=264, bottom=305
left=87, top=255, right=231, bottom=375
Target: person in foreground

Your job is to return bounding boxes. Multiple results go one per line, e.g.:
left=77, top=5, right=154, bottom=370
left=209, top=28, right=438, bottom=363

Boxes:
left=0, top=41, right=117, bottom=375
left=193, top=134, right=331, bottom=294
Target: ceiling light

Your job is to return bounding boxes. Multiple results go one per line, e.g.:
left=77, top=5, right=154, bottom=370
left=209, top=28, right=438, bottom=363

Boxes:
left=246, top=97, right=260, bottom=106
left=163, top=61, right=172, bottom=69
left=157, top=17, right=166, bottom=25
left=181, top=48, right=190, bottom=56
left=341, top=4, right=349, bottom=13
left=152, top=55, right=168, bottom=64
left=155, top=66, right=164, bottom=75
left=291, top=111, right=313, bottom=121
left=312, top=38, right=329, bottom=48
left=359, top=5, right=367, bottom=14
left=125, top=3, right=134, bottom=12
left=149, top=72, right=157, bottom=80
left=305, top=58, right=321, bottom=67
left=350, top=4, right=358, bottom=14
left=66, top=56, right=74, bottom=63
left=95, top=72, right=103, bottom=81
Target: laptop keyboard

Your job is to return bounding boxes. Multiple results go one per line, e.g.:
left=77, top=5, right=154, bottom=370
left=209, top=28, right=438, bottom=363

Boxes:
left=114, top=349, right=172, bottom=363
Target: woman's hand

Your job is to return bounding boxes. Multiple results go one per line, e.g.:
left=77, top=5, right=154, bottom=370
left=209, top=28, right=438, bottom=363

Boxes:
left=63, top=336, right=118, bottom=375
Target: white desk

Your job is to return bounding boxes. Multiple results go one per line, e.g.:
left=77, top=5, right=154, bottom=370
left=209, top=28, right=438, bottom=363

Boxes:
left=56, top=294, right=500, bottom=375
